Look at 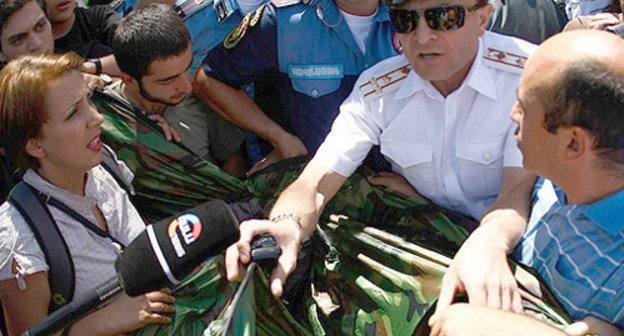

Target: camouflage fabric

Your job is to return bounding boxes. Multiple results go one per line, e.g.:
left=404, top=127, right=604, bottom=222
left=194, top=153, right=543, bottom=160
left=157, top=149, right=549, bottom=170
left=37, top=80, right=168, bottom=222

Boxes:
left=92, top=92, right=577, bottom=335
left=92, top=91, right=247, bottom=222
left=305, top=169, right=573, bottom=335
left=128, top=167, right=576, bottom=336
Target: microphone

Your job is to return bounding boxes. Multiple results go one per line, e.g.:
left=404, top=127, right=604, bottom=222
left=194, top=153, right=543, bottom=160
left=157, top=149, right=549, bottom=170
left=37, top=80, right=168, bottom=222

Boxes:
left=117, top=198, right=239, bottom=296
left=22, top=199, right=239, bottom=336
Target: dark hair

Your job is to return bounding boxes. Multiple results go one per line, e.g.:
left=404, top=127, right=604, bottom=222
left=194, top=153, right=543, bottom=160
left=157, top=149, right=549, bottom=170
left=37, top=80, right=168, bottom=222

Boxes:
left=0, top=0, right=46, bottom=37
left=0, top=52, right=83, bottom=171
left=542, top=59, right=624, bottom=170
left=112, top=3, right=190, bottom=80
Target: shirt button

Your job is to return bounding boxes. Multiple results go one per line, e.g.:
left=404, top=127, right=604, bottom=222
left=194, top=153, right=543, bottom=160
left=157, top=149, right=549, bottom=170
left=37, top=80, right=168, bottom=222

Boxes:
left=311, top=89, right=319, bottom=97
left=483, top=152, right=492, bottom=162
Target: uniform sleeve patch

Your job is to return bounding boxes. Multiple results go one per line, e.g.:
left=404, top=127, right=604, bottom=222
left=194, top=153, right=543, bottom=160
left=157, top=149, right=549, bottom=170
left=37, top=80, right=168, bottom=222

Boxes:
left=223, top=12, right=252, bottom=49
left=223, top=4, right=266, bottom=49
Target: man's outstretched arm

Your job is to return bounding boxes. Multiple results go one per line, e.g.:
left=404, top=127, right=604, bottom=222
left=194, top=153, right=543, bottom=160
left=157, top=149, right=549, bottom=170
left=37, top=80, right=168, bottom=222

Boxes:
left=192, top=67, right=307, bottom=159
left=225, top=158, right=347, bottom=297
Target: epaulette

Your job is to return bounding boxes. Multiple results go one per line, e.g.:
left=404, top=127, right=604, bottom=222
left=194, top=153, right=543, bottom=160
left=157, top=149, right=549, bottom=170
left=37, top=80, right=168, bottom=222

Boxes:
left=483, top=47, right=528, bottom=75
left=359, top=59, right=411, bottom=102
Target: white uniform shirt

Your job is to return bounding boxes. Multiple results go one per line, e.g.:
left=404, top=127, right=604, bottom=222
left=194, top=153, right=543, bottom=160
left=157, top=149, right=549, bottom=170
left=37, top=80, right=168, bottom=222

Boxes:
left=0, top=165, right=145, bottom=297
left=316, top=31, right=537, bottom=219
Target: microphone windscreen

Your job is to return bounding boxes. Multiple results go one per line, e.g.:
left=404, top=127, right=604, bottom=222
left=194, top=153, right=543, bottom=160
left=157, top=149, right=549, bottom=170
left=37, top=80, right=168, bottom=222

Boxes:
left=116, top=199, right=239, bottom=296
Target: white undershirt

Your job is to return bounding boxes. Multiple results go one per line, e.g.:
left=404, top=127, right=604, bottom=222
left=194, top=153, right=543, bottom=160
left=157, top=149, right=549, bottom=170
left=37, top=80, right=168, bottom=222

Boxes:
left=340, top=8, right=377, bottom=55
left=238, top=0, right=264, bottom=14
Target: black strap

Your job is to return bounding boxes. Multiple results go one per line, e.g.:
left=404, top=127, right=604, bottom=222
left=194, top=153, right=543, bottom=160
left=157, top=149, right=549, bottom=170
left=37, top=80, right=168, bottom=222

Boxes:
left=8, top=182, right=75, bottom=313
left=44, top=195, right=125, bottom=248
left=100, top=143, right=133, bottom=195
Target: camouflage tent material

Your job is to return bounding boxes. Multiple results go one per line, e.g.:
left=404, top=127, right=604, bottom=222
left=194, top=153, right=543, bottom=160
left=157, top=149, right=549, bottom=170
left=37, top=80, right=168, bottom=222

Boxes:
left=92, top=92, right=578, bottom=335
left=130, top=169, right=575, bottom=336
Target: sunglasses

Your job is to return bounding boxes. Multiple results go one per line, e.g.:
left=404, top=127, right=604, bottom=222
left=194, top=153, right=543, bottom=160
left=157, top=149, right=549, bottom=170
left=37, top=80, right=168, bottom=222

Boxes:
left=389, top=3, right=485, bottom=33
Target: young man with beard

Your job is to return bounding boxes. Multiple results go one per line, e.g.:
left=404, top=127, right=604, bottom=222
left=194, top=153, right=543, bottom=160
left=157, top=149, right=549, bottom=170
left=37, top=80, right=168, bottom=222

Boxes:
left=104, top=3, right=246, bottom=175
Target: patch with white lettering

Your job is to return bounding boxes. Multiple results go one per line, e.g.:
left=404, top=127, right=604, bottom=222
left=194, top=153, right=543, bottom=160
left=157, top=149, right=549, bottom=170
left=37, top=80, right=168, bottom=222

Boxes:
left=287, top=64, right=344, bottom=80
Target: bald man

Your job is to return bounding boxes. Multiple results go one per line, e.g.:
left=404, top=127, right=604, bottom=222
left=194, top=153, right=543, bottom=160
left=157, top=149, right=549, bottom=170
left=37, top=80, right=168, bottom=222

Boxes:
left=430, top=30, right=624, bottom=336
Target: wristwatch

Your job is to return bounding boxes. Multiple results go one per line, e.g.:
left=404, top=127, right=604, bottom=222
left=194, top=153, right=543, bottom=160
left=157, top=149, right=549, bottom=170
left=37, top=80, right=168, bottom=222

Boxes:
left=100, top=73, right=113, bottom=85
left=87, top=58, right=102, bottom=75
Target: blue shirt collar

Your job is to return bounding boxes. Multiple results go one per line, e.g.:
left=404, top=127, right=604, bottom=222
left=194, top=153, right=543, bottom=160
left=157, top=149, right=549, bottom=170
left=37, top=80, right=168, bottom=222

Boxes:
left=552, top=183, right=624, bottom=236
left=375, top=2, right=390, bottom=22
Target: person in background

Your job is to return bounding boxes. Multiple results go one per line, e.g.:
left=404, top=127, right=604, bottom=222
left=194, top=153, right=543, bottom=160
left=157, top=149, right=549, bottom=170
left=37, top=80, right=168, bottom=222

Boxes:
left=193, top=0, right=400, bottom=169
left=564, top=0, right=624, bottom=37
left=45, top=0, right=122, bottom=75
left=564, top=0, right=617, bottom=19
left=488, top=0, right=567, bottom=44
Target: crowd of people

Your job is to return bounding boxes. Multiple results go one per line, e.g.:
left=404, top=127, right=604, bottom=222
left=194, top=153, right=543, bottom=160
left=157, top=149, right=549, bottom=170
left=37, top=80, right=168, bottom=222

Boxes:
left=0, top=0, right=622, bottom=335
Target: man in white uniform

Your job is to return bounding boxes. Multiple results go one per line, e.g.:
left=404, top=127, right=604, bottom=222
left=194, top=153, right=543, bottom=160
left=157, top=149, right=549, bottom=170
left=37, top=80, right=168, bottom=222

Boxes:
left=224, top=0, right=538, bottom=305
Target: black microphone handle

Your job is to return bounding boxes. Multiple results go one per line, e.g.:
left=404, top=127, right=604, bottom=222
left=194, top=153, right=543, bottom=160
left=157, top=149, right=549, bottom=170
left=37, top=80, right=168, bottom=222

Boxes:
left=21, top=276, right=122, bottom=336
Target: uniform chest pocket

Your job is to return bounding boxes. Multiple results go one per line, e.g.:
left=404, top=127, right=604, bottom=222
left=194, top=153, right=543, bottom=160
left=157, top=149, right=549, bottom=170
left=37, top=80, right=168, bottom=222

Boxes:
left=456, top=138, right=504, bottom=199
left=380, top=140, right=436, bottom=196
left=288, top=64, right=343, bottom=99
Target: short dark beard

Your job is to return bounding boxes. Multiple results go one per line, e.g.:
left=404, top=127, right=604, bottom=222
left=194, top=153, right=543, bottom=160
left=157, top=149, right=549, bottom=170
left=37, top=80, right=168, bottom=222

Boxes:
left=137, top=79, right=180, bottom=106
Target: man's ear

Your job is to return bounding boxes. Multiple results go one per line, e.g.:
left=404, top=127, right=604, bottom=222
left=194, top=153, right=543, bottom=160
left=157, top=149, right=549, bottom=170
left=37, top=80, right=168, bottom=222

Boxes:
left=476, top=4, right=493, bottom=35
left=24, top=138, right=45, bottom=159
left=563, top=126, right=593, bottom=161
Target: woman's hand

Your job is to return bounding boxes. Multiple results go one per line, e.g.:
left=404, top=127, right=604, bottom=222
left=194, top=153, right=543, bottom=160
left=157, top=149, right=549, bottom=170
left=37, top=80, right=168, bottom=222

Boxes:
left=72, top=288, right=175, bottom=335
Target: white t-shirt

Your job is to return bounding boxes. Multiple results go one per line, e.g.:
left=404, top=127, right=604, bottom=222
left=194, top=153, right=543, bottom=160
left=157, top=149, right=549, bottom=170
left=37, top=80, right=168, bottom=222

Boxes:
left=341, top=9, right=377, bottom=55
left=238, top=0, right=265, bottom=14
left=315, top=31, right=537, bottom=220
left=0, top=165, right=145, bottom=297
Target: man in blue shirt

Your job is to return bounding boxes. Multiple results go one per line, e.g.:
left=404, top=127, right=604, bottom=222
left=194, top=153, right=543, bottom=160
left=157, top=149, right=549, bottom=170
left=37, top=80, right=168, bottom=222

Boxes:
left=192, top=0, right=399, bottom=164
left=431, top=29, right=624, bottom=335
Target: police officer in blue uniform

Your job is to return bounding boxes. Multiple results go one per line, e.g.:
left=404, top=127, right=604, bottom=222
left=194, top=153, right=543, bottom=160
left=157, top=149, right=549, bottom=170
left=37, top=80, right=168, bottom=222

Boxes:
left=193, top=0, right=399, bottom=163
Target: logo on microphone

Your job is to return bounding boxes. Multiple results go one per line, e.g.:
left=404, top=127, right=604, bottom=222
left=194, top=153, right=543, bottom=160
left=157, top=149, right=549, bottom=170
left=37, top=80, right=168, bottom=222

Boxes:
left=167, top=213, right=202, bottom=258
